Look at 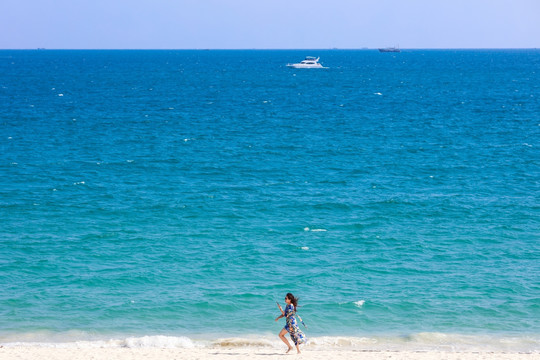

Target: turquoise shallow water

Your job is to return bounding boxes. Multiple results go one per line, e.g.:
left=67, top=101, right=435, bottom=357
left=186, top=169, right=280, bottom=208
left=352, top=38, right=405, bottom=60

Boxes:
left=0, top=49, right=539, bottom=350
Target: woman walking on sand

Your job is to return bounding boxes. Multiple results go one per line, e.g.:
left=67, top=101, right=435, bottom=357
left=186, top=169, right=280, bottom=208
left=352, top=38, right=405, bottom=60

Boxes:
left=275, top=292, right=306, bottom=354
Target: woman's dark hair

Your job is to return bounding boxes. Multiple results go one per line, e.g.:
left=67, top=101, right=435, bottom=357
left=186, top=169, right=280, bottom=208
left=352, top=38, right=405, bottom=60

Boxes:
left=286, top=292, right=299, bottom=311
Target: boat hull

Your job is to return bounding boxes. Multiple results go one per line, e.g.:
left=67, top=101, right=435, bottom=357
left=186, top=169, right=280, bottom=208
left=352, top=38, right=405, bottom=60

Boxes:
left=286, top=64, right=327, bottom=69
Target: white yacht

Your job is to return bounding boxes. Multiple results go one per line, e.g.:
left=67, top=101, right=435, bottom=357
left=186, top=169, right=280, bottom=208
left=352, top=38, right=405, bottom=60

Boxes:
left=286, top=56, right=327, bottom=69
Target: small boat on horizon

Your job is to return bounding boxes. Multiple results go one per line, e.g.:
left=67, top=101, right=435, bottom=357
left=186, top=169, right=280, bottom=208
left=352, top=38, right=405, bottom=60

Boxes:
left=379, top=46, right=401, bottom=53
left=286, top=56, right=328, bottom=69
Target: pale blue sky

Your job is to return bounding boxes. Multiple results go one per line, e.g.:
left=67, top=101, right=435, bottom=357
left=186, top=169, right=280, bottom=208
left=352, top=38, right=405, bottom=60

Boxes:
left=1, top=0, right=539, bottom=49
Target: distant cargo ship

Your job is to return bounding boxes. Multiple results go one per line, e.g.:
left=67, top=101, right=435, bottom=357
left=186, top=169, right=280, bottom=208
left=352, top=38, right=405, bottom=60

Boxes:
left=378, top=46, right=401, bottom=53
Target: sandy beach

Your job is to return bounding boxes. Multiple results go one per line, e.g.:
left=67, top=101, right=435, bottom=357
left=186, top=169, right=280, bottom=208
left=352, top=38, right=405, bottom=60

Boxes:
left=1, top=347, right=537, bottom=360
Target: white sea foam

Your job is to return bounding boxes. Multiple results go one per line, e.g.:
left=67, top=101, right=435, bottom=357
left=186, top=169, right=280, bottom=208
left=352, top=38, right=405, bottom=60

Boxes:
left=1, top=337, right=199, bottom=349
left=307, top=334, right=540, bottom=352
left=1, top=333, right=538, bottom=352
left=354, top=300, right=365, bottom=307
left=304, top=227, right=327, bottom=232
left=123, top=335, right=197, bottom=348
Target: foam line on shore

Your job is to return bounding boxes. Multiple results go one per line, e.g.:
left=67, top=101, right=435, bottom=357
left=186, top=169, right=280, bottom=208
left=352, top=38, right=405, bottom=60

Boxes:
left=1, top=333, right=539, bottom=353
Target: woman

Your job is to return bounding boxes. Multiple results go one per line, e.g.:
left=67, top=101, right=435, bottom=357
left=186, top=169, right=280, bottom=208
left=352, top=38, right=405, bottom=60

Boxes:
left=275, top=292, right=306, bottom=353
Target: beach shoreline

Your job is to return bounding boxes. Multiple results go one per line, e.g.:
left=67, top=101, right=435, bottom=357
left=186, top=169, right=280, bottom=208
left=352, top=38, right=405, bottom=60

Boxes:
left=1, top=346, right=538, bottom=360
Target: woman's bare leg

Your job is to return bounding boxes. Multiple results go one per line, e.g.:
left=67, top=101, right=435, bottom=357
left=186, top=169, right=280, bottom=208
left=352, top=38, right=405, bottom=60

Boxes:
left=279, top=328, right=293, bottom=352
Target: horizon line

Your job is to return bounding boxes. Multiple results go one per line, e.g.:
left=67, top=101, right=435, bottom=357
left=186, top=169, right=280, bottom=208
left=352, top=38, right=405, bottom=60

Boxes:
left=1, top=47, right=539, bottom=51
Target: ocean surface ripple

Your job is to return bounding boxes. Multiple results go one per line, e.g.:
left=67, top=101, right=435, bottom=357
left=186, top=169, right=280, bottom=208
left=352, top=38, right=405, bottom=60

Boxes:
left=0, top=49, right=539, bottom=350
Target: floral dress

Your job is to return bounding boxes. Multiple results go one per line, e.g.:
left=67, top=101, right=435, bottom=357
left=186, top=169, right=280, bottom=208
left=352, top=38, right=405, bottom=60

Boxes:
left=283, top=304, right=306, bottom=345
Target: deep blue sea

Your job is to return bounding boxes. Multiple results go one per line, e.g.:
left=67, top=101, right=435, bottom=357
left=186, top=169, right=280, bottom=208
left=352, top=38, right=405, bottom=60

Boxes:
left=0, top=49, right=539, bottom=351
